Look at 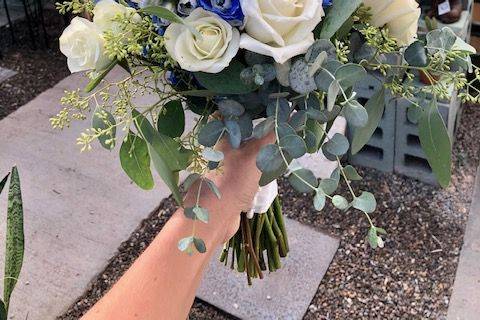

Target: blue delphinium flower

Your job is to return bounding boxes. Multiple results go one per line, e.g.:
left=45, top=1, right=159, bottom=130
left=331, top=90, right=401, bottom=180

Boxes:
left=322, top=0, right=332, bottom=7
left=198, top=0, right=244, bottom=26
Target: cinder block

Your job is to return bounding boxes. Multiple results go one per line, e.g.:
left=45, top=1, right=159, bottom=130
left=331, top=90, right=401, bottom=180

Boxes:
left=348, top=74, right=396, bottom=173
left=418, top=9, right=472, bottom=40
left=394, top=93, right=461, bottom=185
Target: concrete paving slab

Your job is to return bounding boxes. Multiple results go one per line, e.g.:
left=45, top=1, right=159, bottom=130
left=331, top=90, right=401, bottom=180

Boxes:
left=197, top=218, right=339, bottom=320
left=447, top=167, right=480, bottom=320
left=0, top=69, right=193, bottom=320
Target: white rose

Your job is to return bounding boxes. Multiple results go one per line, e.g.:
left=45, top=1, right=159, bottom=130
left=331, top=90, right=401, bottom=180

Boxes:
left=59, top=17, right=110, bottom=73
left=93, top=0, right=141, bottom=33
left=164, top=8, right=240, bottom=73
left=363, top=0, right=421, bottom=46
left=239, top=0, right=325, bottom=64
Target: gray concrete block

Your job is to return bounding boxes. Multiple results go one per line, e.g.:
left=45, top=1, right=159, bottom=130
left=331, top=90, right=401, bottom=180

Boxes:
left=447, top=167, right=480, bottom=320
left=197, top=218, right=339, bottom=320
left=394, top=94, right=461, bottom=185
left=418, top=9, right=472, bottom=40
left=348, top=75, right=396, bottom=173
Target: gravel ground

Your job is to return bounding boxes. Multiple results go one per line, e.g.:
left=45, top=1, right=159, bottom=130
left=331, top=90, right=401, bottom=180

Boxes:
left=58, top=103, right=480, bottom=320
left=0, top=9, right=69, bottom=120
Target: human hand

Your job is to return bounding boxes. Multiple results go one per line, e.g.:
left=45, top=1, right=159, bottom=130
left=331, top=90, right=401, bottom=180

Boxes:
left=184, top=133, right=275, bottom=244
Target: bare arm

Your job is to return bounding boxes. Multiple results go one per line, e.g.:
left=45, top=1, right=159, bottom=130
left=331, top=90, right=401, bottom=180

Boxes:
left=81, top=135, right=273, bottom=320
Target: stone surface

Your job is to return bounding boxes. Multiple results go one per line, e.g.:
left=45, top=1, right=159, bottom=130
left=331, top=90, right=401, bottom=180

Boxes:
left=447, top=167, right=480, bottom=320
left=0, top=67, right=17, bottom=83
left=197, top=218, right=339, bottom=320
left=0, top=69, right=194, bottom=319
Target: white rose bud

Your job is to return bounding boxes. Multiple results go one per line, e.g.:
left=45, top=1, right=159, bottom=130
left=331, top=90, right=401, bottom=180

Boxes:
left=93, top=0, right=141, bottom=33
left=239, top=0, right=325, bottom=64
left=164, top=8, right=240, bottom=73
left=362, top=0, right=421, bottom=47
left=59, top=17, right=110, bottom=73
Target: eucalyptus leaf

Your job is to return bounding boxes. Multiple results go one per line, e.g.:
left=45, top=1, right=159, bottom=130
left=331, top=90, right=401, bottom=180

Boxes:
left=367, top=227, right=379, bottom=249
left=119, top=132, right=154, bottom=190
left=305, top=39, right=336, bottom=62
left=418, top=99, right=451, bottom=187
left=178, top=236, right=193, bottom=252
left=141, top=6, right=184, bottom=24
left=225, top=120, right=242, bottom=149
left=289, top=110, right=307, bottom=131
left=351, top=88, right=385, bottom=154
left=332, top=195, right=349, bottom=210
left=404, top=41, right=428, bottom=67
left=335, top=63, right=366, bottom=89
left=267, top=98, right=290, bottom=122
left=313, top=192, right=326, bottom=211
left=323, top=133, right=349, bottom=156
left=183, top=173, right=201, bottom=191
left=0, top=300, right=5, bottom=320
left=289, top=59, right=317, bottom=94
left=193, top=206, right=209, bottom=223
left=327, top=80, right=340, bottom=111
left=218, top=99, right=245, bottom=118
left=4, top=167, right=24, bottom=310
left=253, top=117, right=275, bottom=139
left=238, top=113, right=253, bottom=139
left=202, top=147, right=224, bottom=162
left=193, top=237, right=207, bottom=253
left=256, top=144, right=284, bottom=174
left=204, top=178, right=221, bottom=199
left=343, top=165, right=362, bottom=181
left=0, top=173, right=9, bottom=196
left=319, top=178, right=338, bottom=195
left=278, top=123, right=307, bottom=159
left=198, top=120, right=225, bottom=147
left=352, top=191, right=376, bottom=213
left=343, top=100, right=368, bottom=127
left=288, top=168, right=318, bottom=193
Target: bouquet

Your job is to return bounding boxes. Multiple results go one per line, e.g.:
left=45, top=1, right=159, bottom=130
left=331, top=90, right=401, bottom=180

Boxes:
left=53, top=0, right=478, bottom=284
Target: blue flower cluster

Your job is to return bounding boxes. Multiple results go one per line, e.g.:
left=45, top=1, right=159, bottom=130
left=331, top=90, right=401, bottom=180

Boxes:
left=197, top=0, right=244, bottom=26
left=322, top=0, right=332, bottom=7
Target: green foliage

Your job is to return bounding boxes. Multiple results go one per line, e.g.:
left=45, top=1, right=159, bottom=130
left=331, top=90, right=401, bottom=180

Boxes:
left=288, top=169, right=318, bottom=193
left=404, top=41, right=428, bottom=67
left=120, top=132, right=154, bottom=190
left=4, top=167, right=24, bottom=311
left=92, top=109, right=116, bottom=150
left=198, top=120, right=225, bottom=147
left=195, top=62, right=258, bottom=94
left=322, top=133, right=349, bottom=156
left=157, top=100, right=185, bottom=138
left=332, top=195, right=349, bottom=210
left=351, top=88, right=385, bottom=154
left=319, top=0, right=362, bottom=39
left=352, top=192, right=376, bottom=213
left=418, top=99, right=452, bottom=187
left=141, top=6, right=184, bottom=24
left=289, top=59, right=316, bottom=94
left=84, top=59, right=117, bottom=93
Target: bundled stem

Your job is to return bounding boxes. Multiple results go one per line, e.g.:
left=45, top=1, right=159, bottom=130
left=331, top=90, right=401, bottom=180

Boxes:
left=220, top=195, right=289, bottom=284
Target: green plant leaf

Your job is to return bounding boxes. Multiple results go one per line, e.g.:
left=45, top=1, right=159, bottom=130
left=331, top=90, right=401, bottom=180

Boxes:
left=133, top=110, right=184, bottom=204
left=343, top=165, right=362, bottom=181
left=0, top=299, right=6, bottom=320
left=289, top=59, right=317, bottom=94
left=351, top=88, right=385, bottom=154
left=404, top=41, right=428, bottom=67
left=141, top=6, right=184, bottom=24
left=332, top=195, right=349, bottom=210
left=218, top=100, right=245, bottom=117
left=193, top=237, right=207, bottom=253
left=4, top=167, right=24, bottom=311
left=202, top=148, right=224, bottom=162
left=367, top=226, right=379, bottom=249
left=198, top=120, right=225, bottom=147
left=178, top=236, right=193, bottom=252
left=92, top=109, right=116, bottom=150
left=225, top=120, right=241, bottom=149
left=194, top=61, right=258, bottom=94
left=319, top=178, right=338, bottom=195
left=352, top=191, right=376, bottom=213
left=84, top=59, right=117, bottom=93
left=119, top=132, right=154, bottom=190
left=289, top=168, right=318, bottom=193
left=418, top=99, right=451, bottom=187
left=256, top=144, right=284, bottom=173
left=253, top=117, right=275, bottom=139
left=313, top=192, right=326, bottom=211
left=157, top=100, right=185, bottom=138
left=335, top=63, right=366, bottom=89
left=193, top=206, right=209, bottom=223
left=319, top=0, right=362, bottom=39
left=204, top=178, right=221, bottom=199
left=322, top=133, right=349, bottom=156
left=0, top=174, right=9, bottom=196
left=278, top=123, right=307, bottom=159
left=183, top=173, right=201, bottom=191
left=342, top=100, right=368, bottom=128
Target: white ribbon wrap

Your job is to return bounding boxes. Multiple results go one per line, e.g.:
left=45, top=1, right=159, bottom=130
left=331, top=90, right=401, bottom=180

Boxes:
left=247, top=180, right=278, bottom=218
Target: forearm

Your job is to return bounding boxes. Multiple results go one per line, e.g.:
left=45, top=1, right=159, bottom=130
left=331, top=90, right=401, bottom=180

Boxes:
left=82, top=189, right=236, bottom=320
